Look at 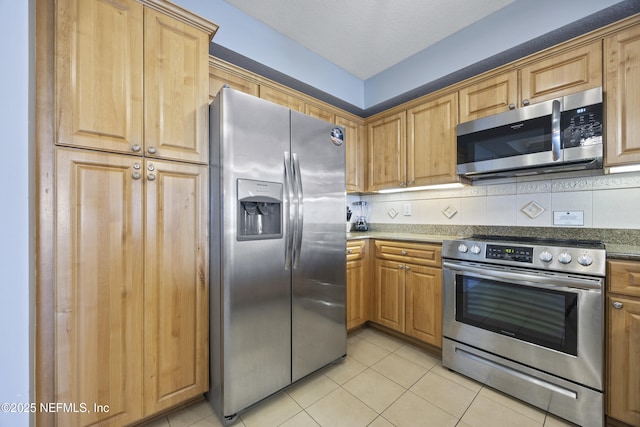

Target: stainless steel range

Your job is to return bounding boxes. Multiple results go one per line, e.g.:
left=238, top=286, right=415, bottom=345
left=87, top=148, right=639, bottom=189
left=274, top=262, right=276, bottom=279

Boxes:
left=442, top=236, right=606, bottom=427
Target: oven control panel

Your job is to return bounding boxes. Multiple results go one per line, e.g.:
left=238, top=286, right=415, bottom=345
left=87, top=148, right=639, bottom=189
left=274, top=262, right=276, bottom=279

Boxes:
left=443, top=238, right=606, bottom=277
left=486, top=244, right=533, bottom=263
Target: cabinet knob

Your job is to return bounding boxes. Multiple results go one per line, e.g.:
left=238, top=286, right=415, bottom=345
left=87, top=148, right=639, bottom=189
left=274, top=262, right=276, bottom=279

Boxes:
left=147, top=164, right=155, bottom=171
left=523, top=99, right=530, bottom=106
left=612, top=301, right=624, bottom=309
left=398, top=264, right=403, bottom=269
left=509, top=103, right=516, bottom=110
left=401, top=250, right=407, bottom=256
left=148, top=146, right=157, bottom=154
left=399, top=182, right=405, bottom=187
left=405, top=265, right=410, bottom=271
left=347, top=249, right=353, bottom=254
left=147, top=173, right=156, bottom=181
left=132, top=171, right=141, bottom=180
left=132, top=144, right=141, bottom=153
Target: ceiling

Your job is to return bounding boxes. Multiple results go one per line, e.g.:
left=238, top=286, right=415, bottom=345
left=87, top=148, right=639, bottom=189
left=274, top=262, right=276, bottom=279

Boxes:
left=222, top=0, right=516, bottom=80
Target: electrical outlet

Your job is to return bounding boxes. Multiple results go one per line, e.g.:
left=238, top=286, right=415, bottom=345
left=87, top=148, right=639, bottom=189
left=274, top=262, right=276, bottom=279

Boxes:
left=403, top=203, right=412, bottom=216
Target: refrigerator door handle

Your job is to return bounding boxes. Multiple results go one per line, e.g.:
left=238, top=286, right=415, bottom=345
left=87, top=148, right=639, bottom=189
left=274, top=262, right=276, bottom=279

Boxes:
left=292, top=153, right=304, bottom=269
left=284, top=151, right=295, bottom=270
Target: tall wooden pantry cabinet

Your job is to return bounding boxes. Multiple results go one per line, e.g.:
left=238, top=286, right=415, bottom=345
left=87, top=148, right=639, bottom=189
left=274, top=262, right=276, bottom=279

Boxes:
left=49, top=0, right=217, bottom=425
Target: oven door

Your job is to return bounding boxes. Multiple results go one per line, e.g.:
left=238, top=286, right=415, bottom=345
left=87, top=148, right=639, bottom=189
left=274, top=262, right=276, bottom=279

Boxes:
left=442, top=260, right=603, bottom=390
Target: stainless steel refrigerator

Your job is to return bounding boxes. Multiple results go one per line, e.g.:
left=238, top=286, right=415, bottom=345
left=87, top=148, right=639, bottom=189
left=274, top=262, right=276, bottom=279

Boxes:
left=207, top=87, right=347, bottom=421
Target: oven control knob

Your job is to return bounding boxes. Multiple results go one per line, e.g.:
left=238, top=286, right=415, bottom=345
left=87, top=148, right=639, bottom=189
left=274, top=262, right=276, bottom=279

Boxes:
left=470, top=244, right=481, bottom=254
left=558, top=252, right=572, bottom=264
left=539, top=251, right=553, bottom=262
left=457, top=244, right=468, bottom=253
left=577, top=254, right=593, bottom=266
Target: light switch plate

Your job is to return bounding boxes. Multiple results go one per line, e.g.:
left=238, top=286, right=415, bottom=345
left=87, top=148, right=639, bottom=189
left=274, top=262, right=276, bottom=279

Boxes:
left=553, top=211, right=584, bottom=226
left=403, top=203, right=412, bottom=216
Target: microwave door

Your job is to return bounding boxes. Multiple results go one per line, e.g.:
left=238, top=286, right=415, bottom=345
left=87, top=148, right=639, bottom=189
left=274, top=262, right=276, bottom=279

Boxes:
left=456, top=98, right=564, bottom=177
left=551, top=99, right=561, bottom=161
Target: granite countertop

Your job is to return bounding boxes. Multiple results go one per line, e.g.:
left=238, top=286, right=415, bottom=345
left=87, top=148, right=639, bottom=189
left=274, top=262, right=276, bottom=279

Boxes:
left=347, top=230, right=640, bottom=261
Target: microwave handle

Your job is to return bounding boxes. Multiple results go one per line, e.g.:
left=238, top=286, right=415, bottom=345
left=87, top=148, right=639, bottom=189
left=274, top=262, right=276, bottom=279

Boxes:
left=551, top=99, right=561, bottom=161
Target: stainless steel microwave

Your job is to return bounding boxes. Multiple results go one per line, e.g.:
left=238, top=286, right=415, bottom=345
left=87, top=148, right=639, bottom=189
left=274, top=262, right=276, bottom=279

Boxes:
left=456, top=87, right=603, bottom=179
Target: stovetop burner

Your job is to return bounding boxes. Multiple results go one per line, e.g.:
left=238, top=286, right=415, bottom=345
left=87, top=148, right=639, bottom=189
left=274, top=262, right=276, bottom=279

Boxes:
left=469, top=234, right=605, bottom=250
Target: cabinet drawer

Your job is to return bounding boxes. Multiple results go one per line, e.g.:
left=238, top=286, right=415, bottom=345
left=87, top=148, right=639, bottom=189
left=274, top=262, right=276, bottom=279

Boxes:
left=347, top=240, right=366, bottom=261
left=375, top=240, right=441, bottom=266
left=608, top=260, right=640, bottom=298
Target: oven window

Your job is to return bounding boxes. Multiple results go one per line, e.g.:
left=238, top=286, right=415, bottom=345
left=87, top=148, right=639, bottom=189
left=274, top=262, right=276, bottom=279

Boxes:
left=455, top=275, right=577, bottom=356
left=457, top=115, right=552, bottom=164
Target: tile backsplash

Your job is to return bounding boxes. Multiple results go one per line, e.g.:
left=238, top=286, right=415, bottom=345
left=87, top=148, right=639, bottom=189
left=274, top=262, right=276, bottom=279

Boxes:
left=347, top=170, right=640, bottom=230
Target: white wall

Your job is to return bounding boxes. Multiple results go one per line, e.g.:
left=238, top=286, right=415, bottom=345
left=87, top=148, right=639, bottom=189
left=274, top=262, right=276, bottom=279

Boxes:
left=356, top=171, right=640, bottom=229
left=0, top=0, right=33, bottom=426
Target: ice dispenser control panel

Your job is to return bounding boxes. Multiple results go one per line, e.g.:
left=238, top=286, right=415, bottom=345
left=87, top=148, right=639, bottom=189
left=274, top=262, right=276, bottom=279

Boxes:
left=237, top=179, right=283, bottom=240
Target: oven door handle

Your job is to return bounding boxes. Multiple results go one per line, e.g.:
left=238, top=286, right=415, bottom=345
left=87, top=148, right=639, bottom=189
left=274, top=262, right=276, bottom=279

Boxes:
left=442, top=261, right=602, bottom=291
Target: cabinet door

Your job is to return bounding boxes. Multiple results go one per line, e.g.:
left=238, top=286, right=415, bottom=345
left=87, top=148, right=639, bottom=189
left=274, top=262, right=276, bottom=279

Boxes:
left=405, top=264, right=442, bottom=347
left=605, top=25, right=640, bottom=167
left=143, top=160, right=209, bottom=414
left=458, top=71, right=518, bottom=122
left=55, top=148, right=144, bottom=427
left=374, top=259, right=405, bottom=332
left=607, top=296, right=640, bottom=426
left=144, top=8, right=210, bottom=163
left=368, top=112, right=406, bottom=191
left=55, top=0, right=144, bottom=154
left=407, top=93, right=458, bottom=187
left=520, top=42, right=602, bottom=107
left=337, top=115, right=366, bottom=193
left=305, top=104, right=335, bottom=123
left=347, top=257, right=367, bottom=330
left=209, top=63, right=259, bottom=102
left=260, top=85, right=305, bottom=112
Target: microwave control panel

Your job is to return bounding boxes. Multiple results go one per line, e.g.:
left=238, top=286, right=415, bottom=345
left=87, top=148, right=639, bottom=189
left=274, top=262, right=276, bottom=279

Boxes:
left=562, top=103, right=603, bottom=148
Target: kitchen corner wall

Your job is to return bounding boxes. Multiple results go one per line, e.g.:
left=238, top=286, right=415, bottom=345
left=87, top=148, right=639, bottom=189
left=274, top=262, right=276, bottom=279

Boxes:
left=348, top=170, right=640, bottom=230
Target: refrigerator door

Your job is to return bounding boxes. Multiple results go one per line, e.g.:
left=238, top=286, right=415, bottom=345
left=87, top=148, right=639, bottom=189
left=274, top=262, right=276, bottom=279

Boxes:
left=290, top=111, right=347, bottom=382
left=216, top=89, right=292, bottom=415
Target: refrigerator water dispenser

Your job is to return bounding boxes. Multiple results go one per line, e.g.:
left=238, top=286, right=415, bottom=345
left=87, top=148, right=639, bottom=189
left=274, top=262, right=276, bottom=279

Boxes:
left=237, top=179, right=283, bottom=240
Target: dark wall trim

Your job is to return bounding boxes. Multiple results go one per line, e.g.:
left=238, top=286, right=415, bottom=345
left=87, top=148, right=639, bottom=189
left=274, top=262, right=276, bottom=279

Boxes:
left=210, top=0, right=640, bottom=118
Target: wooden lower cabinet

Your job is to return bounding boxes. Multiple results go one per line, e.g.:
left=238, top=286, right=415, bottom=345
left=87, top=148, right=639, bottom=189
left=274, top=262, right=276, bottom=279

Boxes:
left=374, top=259, right=406, bottom=332
left=143, top=159, right=209, bottom=414
left=373, top=241, right=442, bottom=348
left=55, top=148, right=208, bottom=426
left=607, top=260, right=640, bottom=427
left=405, top=263, right=442, bottom=346
left=346, top=240, right=369, bottom=330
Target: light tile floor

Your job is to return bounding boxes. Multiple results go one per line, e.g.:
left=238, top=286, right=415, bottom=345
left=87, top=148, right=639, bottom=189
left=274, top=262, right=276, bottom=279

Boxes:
left=142, top=327, right=578, bottom=427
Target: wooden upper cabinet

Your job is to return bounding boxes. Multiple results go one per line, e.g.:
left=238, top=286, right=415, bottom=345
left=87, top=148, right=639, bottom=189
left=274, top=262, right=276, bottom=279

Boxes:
left=260, top=85, right=305, bottom=112
left=55, top=0, right=144, bottom=154
left=368, top=111, right=406, bottom=191
left=337, top=115, right=366, bottom=193
left=143, top=159, right=209, bottom=414
left=520, top=42, right=602, bottom=106
left=407, top=93, right=458, bottom=186
left=56, top=0, right=215, bottom=163
left=209, top=61, right=259, bottom=102
left=458, top=71, right=517, bottom=122
left=55, top=148, right=144, bottom=427
left=144, top=7, right=211, bottom=163
left=305, top=104, right=335, bottom=123
left=605, top=24, right=640, bottom=167
left=460, top=42, right=602, bottom=123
